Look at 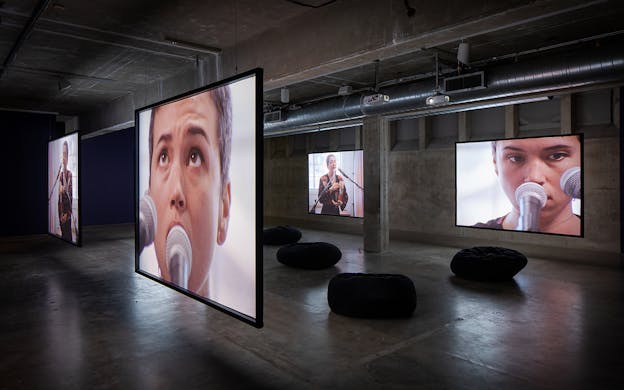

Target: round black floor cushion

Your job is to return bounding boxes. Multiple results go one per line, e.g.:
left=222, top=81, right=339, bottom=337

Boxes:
left=327, top=273, right=417, bottom=318
left=277, top=242, right=342, bottom=269
left=263, top=225, right=302, bottom=245
left=450, top=246, right=527, bottom=281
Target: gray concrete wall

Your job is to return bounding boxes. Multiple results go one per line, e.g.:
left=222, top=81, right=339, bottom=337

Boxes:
left=263, top=132, right=363, bottom=234
left=265, top=89, right=621, bottom=266
left=388, top=135, right=620, bottom=266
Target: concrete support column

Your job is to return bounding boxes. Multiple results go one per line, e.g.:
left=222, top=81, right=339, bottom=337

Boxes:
left=505, top=105, right=519, bottom=138
left=363, top=115, right=389, bottom=252
left=418, top=117, right=429, bottom=150
left=458, top=111, right=471, bottom=141
left=561, top=94, right=572, bottom=134
left=355, top=125, right=362, bottom=149
left=613, top=88, right=620, bottom=130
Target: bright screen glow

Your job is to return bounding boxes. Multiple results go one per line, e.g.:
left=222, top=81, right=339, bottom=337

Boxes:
left=456, top=134, right=582, bottom=237
left=48, top=132, right=80, bottom=245
left=136, top=70, right=261, bottom=327
left=308, top=150, right=364, bottom=218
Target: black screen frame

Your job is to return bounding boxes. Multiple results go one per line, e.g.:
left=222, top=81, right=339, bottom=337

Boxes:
left=455, top=133, right=584, bottom=238
left=47, top=130, right=82, bottom=246
left=134, top=68, right=263, bottom=328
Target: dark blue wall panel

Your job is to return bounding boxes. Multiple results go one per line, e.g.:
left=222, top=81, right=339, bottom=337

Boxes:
left=82, top=127, right=135, bottom=226
left=0, top=111, right=56, bottom=236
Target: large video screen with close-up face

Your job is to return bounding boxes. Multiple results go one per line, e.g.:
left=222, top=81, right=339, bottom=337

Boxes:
left=48, top=132, right=81, bottom=246
left=308, top=150, right=364, bottom=218
left=136, top=69, right=263, bottom=327
left=456, top=134, right=583, bottom=237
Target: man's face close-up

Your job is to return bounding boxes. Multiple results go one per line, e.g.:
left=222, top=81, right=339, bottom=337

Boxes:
left=149, top=92, right=224, bottom=293
left=494, top=136, right=581, bottom=223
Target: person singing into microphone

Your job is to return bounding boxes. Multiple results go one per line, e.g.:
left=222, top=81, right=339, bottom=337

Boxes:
left=58, top=140, right=73, bottom=241
left=474, top=135, right=581, bottom=235
left=318, top=154, right=349, bottom=215
left=145, top=86, right=232, bottom=297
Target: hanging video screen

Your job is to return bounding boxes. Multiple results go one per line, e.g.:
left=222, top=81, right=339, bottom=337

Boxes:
left=456, top=134, right=583, bottom=237
left=48, top=132, right=81, bottom=246
left=308, top=150, right=364, bottom=218
left=136, top=69, right=263, bottom=327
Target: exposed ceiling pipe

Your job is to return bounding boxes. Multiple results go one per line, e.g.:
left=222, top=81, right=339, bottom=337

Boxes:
left=0, top=0, right=52, bottom=80
left=264, top=42, right=624, bottom=136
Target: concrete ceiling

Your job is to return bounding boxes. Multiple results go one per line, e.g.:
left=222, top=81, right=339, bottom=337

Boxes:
left=1, top=0, right=623, bottom=120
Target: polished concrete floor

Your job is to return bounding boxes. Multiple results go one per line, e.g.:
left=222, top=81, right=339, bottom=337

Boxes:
left=1, top=224, right=624, bottom=389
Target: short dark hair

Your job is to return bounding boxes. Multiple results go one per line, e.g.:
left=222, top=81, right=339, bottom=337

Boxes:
left=149, top=85, right=232, bottom=188
left=63, top=140, right=68, bottom=153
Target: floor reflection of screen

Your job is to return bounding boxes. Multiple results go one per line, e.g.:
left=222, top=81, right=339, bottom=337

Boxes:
left=136, top=69, right=262, bottom=328
left=456, top=134, right=583, bottom=237
left=308, top=150, right=364, bottom=218
left=48, top=132, right=80, bottom=245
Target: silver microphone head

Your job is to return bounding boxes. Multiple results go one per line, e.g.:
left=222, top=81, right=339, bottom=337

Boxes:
left=560, top=166, right=581, bottom=199
left=515, top=182, right=547, bottom=231
left=139, top=194, right=157, bottom=251
left=166, top=225, right=192, bottom=289
left=515, top=182, right=547, bottom=208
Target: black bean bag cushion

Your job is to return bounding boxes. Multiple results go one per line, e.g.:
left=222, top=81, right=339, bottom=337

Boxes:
left=263, top=225, right=302, bottom=245
left=277, top=242, right=341, bottom=269
left=450, top=246, right=527, bottom=282
left=327, top=273, right=417, bottom=318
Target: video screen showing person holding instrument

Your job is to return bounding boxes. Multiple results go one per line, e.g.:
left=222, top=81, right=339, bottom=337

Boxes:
left=308, top=150, right=364, bottom=218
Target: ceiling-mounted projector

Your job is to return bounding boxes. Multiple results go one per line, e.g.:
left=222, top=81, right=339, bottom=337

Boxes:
left=425, top=92, right=450, bottom=106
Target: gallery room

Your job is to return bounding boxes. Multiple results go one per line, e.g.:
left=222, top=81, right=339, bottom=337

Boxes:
left=2, top=0, right=624, bottom=388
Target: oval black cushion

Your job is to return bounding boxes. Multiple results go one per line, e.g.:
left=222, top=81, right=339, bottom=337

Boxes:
left=263, top=225, right=302, bottom=245
left=277, top=242, right=341, bottom=270
left=450, top=246, right=527, bottom=281
left=327, top=273, right=417, bottom=318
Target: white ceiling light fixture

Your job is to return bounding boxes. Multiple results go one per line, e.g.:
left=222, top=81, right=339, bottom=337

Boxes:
left=280, top=87, right=290, bottom=104
left=457, top=41, right=470, bottom=66
left=338, top=85, right=352, bottom=96
left=425, top=52, right=450, bottom=106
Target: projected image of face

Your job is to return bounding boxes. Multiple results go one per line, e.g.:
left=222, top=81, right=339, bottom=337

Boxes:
left=492, top=135, right=581, bottom=235
left=149, top=89, right=231, bottom=296
left=62, top=142, right=68, bottom=169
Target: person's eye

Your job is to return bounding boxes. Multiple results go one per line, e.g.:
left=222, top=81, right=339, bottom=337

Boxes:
left=188, top=148, right=203, bottom=167
left=507, top=154, right=524, bottom=163
left=548, top=152, right=568, bottom=161
left=158, top=150, right=169, bottom=167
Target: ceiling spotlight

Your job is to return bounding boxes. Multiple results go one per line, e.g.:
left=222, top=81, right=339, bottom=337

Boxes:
left=280, top=87, right=290, bottom=104
left=58, top=78, right=71, bottom=91
left=425, top=93, right=450, bottom=106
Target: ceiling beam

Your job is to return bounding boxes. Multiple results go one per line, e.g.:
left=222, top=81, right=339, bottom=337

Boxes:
left=0, top=0, right=52, bottom=80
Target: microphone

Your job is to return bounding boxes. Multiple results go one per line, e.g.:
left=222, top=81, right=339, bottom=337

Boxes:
left=560, top=166, right=581, bottom=199
left=139, top=194, right=157, bottom=253
left=166, top=225, right=192, bottom=289
left=515, top=182, right=547, bottom=232
left=337, top=168, right=350, bottom=182
left=338, top=168, right=364, bottom=191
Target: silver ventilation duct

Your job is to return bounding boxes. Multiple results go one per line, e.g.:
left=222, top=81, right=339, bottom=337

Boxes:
left=264, top=42, right=624, bottom=136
